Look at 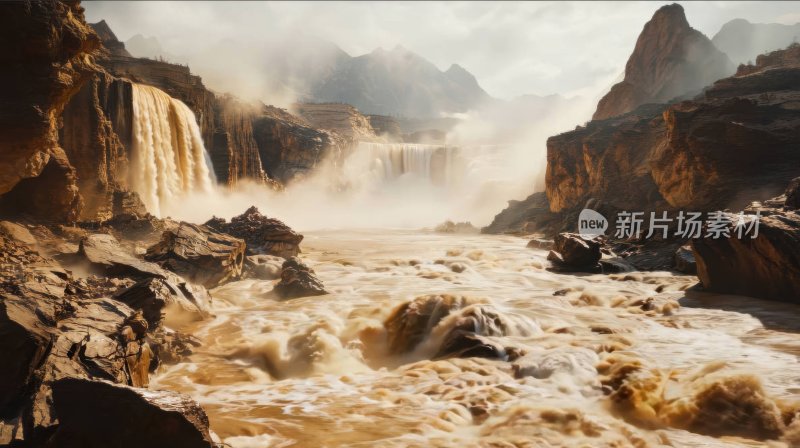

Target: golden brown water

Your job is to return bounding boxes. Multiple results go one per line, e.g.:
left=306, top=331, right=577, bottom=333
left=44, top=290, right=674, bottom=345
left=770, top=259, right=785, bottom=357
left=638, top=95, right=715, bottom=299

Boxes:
left=151, top=230, right=800, bottom=447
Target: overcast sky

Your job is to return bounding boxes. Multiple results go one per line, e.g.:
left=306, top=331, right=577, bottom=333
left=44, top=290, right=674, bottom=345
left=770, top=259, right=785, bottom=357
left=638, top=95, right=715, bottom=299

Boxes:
left=83, top=1, right=800, bottom=100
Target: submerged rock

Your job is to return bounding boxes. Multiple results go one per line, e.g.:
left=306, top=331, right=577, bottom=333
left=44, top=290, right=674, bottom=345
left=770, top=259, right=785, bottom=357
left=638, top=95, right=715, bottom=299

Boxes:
left=434, top=220, right=479, bottom=234
left=205, top=206, right=302, bottom=258
left=673, top=244, right=697, bottom=274
left=434, top=304, right=531, bottom=361
left=50, top=378, right=214, bottom=448
left=384, top=294, right=474, bottom=355
left=274, top=257, right=328, bottom=299
left=526, top=237, right=554, bottom=250
left=146, top=223, right=245, bottom=288
left=243, top=254, right=284, bottom=280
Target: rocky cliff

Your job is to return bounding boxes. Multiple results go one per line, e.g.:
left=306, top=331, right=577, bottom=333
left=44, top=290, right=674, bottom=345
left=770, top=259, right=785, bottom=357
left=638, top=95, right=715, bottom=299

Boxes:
left=593, top=4, right=733, bottom=121
left=253, top=106, right=339, bottom=184
left=293, top=103, right=379, bottom=146
left=0, top=0, right=100, bottom=222
left=210, top=95, right=270, bottom=186
left=487, top=44, right=800, bottom=236
left=53, top=18, right=351, bottom=219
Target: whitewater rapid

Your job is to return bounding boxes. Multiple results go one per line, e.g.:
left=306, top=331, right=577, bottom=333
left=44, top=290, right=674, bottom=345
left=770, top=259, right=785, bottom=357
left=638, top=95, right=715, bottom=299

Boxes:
left=151, top=230, right=800, bottom=447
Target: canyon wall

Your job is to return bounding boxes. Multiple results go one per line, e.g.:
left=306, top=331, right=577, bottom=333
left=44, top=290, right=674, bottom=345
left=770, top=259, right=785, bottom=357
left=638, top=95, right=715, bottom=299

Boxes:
left=13, top=15, right=350, bottom=221
left=486, top=30, right=800, bottom=235
left=0, top=0, right=100, bottom=222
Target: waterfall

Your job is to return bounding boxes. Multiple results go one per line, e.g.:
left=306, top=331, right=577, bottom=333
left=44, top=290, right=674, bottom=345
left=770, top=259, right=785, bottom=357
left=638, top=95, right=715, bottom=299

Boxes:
left=355, top=142, right=455, bottom=185
left=130, top=84, right=215, bottom=216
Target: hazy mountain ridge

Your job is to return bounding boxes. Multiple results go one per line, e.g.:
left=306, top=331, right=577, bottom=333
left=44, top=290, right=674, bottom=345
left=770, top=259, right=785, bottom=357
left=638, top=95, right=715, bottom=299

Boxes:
left=712, top=18, right=800, bottom=65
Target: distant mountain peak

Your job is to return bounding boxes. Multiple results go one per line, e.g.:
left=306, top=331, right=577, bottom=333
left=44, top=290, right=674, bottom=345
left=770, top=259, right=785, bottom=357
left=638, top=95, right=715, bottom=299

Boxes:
left=592, top=3, right=733, bottom=120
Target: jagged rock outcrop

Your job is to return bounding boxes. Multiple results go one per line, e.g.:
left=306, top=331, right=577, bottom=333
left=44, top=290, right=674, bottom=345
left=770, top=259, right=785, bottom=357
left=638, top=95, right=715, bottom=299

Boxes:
left=0, top=0, right=101, bottom=221
left=252, top=106, right=338, bottom=183
left=712, top=19, right=800, bottom=65
left=593, top=4, right=733, bottom=120
left=482, top=192, right=565, bottom=235
left=50, top=378, right=214, bottom=448
left=145, top=223, right=245, bottom=288
left=274, top=258, right=327, bottom=299
left=205, top=206, right=303, bottom=258
left=692, top=180, right=800, bottom=302
left=0, top=234, right=159, bottom=442
left=89, top=20, right=131, bottom=57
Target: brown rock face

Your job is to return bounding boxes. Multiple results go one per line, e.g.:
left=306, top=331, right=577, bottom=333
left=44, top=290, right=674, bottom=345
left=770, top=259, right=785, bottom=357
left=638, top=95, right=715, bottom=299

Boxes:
left=0, top=0, right=100, bottom=221
left=546, top=103, right=669, bottom=213
left=0, top=234, right=161, bottom=441
left=145, top=223, right=246, bottom=288
left=692, top=184, right=800, bottom=302
left=51, top=378, right=214, bottom=448
left=210, top=95, right=270, bottom=186
left=253, top=106, right=338, bottom=184
left=593, top=4, right=733, bottom=120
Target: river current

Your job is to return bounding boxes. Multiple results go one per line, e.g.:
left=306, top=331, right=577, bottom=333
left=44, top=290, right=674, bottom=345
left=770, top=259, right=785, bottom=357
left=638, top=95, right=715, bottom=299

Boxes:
left=151, top=229, right=800, bottom=447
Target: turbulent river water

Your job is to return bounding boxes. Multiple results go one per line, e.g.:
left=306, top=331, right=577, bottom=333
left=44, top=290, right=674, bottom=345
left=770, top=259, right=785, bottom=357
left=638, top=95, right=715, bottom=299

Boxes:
left=151, top=229, right=800, bottom=448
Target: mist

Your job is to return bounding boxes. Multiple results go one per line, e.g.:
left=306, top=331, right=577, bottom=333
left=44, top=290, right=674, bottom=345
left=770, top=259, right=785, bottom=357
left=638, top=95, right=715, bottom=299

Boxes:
left=84, top=1, right=800, bottom=230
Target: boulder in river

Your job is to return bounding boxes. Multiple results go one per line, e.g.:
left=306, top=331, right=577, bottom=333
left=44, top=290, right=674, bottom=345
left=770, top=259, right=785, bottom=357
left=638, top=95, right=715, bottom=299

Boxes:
left=274, top=257, right=328, bottom=299
left=205, top=206, right=303, bottom=258
left=547, top=232, right=602, bottom=271
left=145, top=223, right=245, bottom=288
left=50, top=378, right=214, bottom=448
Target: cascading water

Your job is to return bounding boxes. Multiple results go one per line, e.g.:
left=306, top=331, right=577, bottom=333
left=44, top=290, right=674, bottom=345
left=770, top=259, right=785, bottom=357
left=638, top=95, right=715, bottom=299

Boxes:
left=130, top=84, right=216, bottom=216
left=357, top=142, right=453, bottom=184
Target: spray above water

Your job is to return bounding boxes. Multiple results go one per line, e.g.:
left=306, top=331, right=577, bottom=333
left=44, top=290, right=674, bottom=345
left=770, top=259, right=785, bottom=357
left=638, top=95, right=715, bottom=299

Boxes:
left=130, top=84, right=216, bottom=216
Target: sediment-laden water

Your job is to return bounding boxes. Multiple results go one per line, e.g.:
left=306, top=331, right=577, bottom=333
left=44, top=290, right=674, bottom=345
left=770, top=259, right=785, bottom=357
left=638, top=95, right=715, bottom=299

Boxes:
left=152, top=229, right=800, bottom=447
left=130, top=83, right=216, bottom=216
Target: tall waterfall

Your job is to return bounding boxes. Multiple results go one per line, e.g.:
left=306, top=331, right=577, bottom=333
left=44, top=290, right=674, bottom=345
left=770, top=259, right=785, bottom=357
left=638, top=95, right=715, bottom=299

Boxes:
left=130, top=84, right=215, bottom=216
